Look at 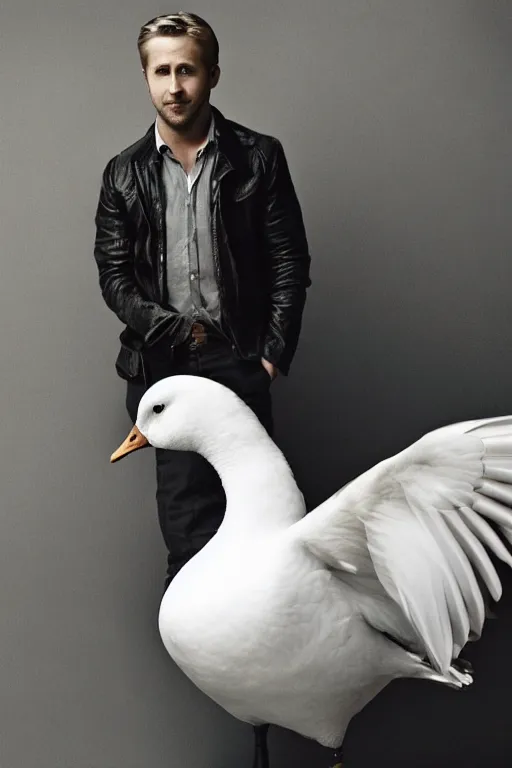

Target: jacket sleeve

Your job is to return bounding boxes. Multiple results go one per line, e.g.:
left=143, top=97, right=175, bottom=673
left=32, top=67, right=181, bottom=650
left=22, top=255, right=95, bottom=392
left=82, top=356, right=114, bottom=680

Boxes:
left=261, top=139, right=312, bottom=375
left=93, top=156, right=189, bottom=347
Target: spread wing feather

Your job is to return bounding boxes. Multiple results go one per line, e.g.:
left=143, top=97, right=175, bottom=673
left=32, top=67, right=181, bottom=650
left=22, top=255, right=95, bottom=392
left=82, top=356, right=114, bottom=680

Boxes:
left=293, top=416, right=512, bottom=672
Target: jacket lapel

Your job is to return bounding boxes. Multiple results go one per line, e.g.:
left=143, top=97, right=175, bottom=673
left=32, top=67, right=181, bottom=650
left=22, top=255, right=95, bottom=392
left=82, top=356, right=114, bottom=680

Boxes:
left=132, top=106, right=254, bottom=213
left=211, top=106, right=253, bottom=203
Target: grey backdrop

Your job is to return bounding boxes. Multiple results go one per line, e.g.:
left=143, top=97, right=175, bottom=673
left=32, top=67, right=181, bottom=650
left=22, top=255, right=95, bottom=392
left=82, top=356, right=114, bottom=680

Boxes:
left=1, top=1, right=511, bottom=767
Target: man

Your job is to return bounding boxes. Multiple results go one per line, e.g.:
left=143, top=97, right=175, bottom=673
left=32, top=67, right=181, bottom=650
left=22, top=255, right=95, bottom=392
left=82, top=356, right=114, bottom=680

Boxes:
left=94, top=12, right=311, bottom=589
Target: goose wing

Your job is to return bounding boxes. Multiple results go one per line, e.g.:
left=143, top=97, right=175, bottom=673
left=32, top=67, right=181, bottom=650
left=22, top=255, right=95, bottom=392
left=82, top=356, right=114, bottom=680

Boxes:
left=293, top=416, right=512, bottom=671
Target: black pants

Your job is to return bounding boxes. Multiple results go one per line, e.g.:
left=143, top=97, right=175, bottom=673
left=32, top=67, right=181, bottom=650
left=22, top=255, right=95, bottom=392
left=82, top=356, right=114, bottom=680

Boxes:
left=125, top=334, right=274, bottom=589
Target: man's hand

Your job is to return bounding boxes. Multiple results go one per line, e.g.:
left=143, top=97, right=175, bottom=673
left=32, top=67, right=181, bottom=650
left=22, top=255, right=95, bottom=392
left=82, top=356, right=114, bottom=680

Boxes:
left=261, top=357, right=278, bottom=381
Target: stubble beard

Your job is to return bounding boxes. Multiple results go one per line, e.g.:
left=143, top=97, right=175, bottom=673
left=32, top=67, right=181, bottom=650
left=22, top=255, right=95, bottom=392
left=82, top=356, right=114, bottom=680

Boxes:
left=158, top=94, right=210, bottom=134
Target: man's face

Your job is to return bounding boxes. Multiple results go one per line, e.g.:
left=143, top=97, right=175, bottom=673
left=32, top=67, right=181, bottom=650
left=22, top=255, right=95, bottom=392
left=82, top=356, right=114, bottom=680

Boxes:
left=143, top=36, right=219, bottom=132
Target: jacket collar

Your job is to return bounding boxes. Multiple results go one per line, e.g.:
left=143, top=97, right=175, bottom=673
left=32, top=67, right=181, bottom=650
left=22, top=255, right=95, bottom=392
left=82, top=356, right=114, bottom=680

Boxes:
left=133, top=104, right=250, bottom=175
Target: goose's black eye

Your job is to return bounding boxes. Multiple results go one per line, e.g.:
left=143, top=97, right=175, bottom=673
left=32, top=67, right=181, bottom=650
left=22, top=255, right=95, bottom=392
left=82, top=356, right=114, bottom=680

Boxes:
left=153, top=404, right=165, bottom=414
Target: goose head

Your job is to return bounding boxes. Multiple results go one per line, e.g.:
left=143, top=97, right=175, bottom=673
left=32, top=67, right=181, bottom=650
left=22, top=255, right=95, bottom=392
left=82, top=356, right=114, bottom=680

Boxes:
left=110, top=374, right=264, bottom=463
left=111, top=374, right=305, bottom=537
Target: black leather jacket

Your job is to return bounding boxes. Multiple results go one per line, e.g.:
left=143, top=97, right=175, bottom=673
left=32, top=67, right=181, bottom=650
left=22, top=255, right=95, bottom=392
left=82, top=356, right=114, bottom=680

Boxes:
left=93, top=105, right=311, bottom=381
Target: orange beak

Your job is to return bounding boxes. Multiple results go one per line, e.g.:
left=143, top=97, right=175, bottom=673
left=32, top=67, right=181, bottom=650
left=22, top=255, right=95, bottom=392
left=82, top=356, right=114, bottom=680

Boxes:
left=110, top=425, right=150, bottom=463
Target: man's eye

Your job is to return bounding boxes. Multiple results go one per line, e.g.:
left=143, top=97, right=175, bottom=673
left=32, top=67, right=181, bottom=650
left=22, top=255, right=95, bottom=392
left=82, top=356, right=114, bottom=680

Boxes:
left=155, top=67, right=191, bottom=75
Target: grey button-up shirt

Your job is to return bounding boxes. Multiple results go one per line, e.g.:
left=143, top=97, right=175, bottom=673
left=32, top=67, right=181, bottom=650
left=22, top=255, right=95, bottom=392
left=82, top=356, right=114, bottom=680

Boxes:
left=155, top=113, right=221, bottom=324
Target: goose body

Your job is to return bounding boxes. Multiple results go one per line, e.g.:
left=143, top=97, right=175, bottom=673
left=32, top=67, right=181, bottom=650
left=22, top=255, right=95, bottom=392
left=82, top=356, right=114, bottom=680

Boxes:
left=159, top=521, right=408, bottom=746
left=113, top=374, right=512, bottom=750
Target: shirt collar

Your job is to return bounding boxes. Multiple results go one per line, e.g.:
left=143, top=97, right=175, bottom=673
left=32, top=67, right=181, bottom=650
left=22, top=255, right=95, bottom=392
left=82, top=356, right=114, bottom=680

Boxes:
left=155, top=110, right=216, bottom=156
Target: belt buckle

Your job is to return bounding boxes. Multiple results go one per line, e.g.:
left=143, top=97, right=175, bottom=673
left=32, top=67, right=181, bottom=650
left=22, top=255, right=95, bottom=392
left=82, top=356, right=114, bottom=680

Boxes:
left=190, top=321, right=207, bottom=346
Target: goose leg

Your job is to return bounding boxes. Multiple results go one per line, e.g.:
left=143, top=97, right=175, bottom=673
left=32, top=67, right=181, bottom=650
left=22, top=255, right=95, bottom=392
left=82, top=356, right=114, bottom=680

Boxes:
left=251, top=724, right=270, bottom=768
left=328, top=747, right=344, bottom=767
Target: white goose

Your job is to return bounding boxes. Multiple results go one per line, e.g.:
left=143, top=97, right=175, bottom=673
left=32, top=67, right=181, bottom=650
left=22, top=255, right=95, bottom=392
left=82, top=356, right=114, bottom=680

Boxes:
left=111, top=374, right=512, bottom=767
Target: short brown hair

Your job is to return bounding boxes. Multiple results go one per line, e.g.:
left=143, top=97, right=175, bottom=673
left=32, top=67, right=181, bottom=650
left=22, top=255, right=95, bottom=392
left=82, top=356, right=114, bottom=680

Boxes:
left=137, top=12, right=219, bottom=70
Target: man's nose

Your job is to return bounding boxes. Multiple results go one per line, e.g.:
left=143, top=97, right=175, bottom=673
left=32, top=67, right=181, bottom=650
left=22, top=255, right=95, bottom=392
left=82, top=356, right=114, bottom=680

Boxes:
left=168, top=74, right=182, bottom=94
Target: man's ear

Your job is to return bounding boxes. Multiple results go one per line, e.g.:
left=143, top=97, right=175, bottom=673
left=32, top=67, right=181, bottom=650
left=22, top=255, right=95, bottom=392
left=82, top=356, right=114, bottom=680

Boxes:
left=211, top=64, right=220, bottom=88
